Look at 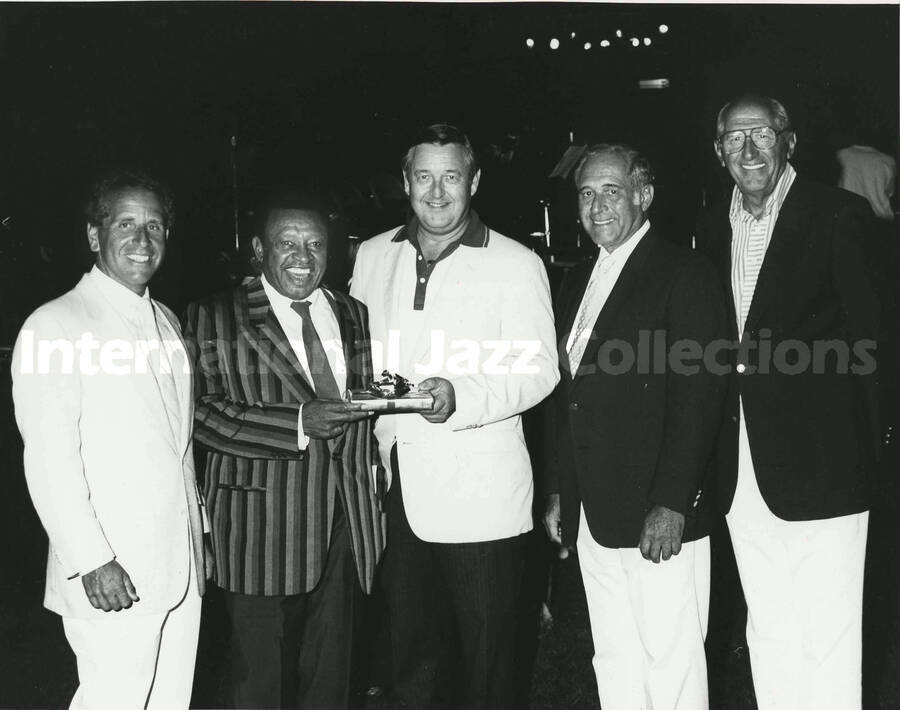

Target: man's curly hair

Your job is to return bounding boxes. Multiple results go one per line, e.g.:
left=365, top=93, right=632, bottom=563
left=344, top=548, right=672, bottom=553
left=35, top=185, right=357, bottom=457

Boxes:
left=85, top=170, right=176, bottom=228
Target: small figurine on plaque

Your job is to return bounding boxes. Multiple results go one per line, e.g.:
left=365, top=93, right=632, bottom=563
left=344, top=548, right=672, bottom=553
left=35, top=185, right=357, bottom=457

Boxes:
left=346, top=371, right=435, bottom=412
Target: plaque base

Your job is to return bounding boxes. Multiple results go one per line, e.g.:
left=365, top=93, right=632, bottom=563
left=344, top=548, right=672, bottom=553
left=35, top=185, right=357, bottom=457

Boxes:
left=346, top=390, right=435, bottom=413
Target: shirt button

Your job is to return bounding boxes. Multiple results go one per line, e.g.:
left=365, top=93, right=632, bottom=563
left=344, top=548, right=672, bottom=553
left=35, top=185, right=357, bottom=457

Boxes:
left=417, top=255, right=423, bottom=261
left=736, top=363, right=747, bottom=374
left=419, top=277, right=426, bottom=284
left=569, top=402, right=580, bottom=411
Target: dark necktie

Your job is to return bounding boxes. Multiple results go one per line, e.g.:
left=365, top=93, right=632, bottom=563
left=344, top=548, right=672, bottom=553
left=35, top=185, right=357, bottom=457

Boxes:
left=290, top=300, right=342, bottom=400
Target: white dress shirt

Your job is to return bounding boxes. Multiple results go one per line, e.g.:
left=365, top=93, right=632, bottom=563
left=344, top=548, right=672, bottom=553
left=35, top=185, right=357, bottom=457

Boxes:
left=260, top=276, right=346, bottom=449
left=729, top=163, right=796, bottom=334
left=566, top=220, right=651, bottom=373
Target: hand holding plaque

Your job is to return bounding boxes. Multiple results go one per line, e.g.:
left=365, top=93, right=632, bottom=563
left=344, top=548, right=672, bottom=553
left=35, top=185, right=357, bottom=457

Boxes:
left=346, top=371, right=435, bottom=413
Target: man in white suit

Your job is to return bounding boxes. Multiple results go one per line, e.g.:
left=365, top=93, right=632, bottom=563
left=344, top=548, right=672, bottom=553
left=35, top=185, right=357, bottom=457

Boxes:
left=351, top=124, right=559, bottom=709
left=11, top=171, right=209, bottom=710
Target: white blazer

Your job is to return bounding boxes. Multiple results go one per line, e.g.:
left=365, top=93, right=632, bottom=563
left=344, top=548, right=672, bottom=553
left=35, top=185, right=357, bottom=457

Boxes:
left=11, top=272, right=206, bottom=618
left=351, top=227, right=560, bottom=543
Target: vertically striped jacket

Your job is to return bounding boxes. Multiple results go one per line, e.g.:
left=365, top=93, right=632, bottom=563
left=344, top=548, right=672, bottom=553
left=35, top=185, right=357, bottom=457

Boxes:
left=182, top=278, right=386, bottom=596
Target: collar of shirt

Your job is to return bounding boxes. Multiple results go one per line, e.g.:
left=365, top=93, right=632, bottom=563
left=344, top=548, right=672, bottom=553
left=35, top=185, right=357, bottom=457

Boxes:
left=89, top=265, right=153, bottom=329
left=592, top=218, right=651, bottom=277
left=391, top=208, right=490, bottom=262
left=729, top=162, right=797, bottom=224
left=564, top=220, right=651, bottom=358
left=259, top=274, right=345, bottom=381
left=260, top=274, right=325, bottom=320
left=393, top=209, right=490, bottom=311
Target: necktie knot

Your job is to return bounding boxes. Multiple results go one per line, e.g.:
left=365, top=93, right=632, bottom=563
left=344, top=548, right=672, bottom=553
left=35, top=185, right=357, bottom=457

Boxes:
left=291, top=301, right=312, bottom=318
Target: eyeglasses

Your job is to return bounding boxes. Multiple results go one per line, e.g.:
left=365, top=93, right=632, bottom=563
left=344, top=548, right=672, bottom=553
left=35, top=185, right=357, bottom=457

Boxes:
left=717, top=126, right=785, bottom=154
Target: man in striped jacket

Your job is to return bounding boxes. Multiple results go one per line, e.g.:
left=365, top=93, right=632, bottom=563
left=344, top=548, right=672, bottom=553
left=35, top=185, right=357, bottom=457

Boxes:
left=183, top=191, right=386, bottom=709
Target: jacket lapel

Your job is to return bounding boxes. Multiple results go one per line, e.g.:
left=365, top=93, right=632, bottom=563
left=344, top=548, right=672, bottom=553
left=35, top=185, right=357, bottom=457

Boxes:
left=557, top=259, right=593, bottom=382
left=570, top=230, right=655, bottom=391
left=154, top=302, right=194, bottom=456
left=743, top=179, right=811, bottom=334
left=239, top=278, right=315, bottom=403
left=706, top=204, right=739, bottom=339
left=383, top=232, right=406, bottom=345
left=322, top=288, right=358, bottom=392
left=558, top=261, right=593, bottom=347
left=78, top=275, right=179, bottom=454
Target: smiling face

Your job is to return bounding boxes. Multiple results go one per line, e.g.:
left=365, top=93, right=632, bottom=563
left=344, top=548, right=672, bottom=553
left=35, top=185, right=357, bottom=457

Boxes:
left=715, top=98, right=796, bottom=208
left=252, top=209, right=328, bottom=300
left=576, top=151, right=653, bottom=252
left=403, top=142, right=480, bottom=240
left=87, top=188, right=168, bottom=295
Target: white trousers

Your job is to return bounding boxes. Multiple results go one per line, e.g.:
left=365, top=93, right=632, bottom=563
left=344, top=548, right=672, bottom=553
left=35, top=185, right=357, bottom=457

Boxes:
left=727, top=402, right=868, bottom=710
left=62, top=554, right=201, bottom=710
left=576, top=506, right=711, bottom=710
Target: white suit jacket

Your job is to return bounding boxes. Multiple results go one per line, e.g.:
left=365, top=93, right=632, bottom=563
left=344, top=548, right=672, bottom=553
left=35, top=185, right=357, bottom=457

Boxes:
left=11, top=271, right=206, bottom=618
left=351, top=226, right=560, bottom=543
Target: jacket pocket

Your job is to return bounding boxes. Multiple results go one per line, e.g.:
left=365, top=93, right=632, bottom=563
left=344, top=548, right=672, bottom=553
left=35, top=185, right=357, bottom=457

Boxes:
left=215, top=483, right=267, bottom=493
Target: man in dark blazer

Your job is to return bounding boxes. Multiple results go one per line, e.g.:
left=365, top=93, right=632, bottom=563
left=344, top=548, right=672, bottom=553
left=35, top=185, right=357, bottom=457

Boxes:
left=543, top=144, right=727, bottom=709
left=183, top=192, right=386, bottom=709
left=695, top=94, right=894, bottom=710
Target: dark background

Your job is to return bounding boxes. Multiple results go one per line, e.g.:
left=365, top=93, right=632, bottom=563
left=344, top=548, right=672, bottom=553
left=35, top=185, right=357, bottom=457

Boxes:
left=0, top=3, right=898, bottom=708
left=0, top=3, right=897, bottom=325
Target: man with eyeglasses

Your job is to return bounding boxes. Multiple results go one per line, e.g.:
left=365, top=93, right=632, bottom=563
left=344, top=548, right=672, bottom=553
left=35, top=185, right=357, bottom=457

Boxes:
left=696, top=94, right=895, bottom=709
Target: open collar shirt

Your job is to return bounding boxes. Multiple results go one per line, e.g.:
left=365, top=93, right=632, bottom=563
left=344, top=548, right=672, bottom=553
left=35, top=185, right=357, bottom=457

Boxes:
left=729, top=162, right=796, bottom=334
left=391, top=209, right=490, bottom=311
left=566, top=219, right=651, bottom=371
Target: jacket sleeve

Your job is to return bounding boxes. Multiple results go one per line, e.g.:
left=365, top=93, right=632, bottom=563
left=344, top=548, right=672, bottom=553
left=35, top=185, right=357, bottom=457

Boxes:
left=648, top=255, right=730, bottom=514
left=447, top=250, right=561, bottom=430
left=542, top=267, right=580, bottom=496
left=11, top=309, right=115, bottom=578
left=831, top=196, right=898, bottom=460
left=182, top=299, right=303, bottom=459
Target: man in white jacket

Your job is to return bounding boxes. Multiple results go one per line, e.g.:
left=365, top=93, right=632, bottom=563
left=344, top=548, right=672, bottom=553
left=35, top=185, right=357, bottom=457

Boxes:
left=11, top=170, right=209, bottom=710
left=351, top=124, right=559, bottom=709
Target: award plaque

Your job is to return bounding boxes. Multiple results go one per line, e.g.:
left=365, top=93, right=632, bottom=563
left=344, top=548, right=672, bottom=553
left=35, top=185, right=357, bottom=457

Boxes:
left=346, top=371, right=435, bottom=413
